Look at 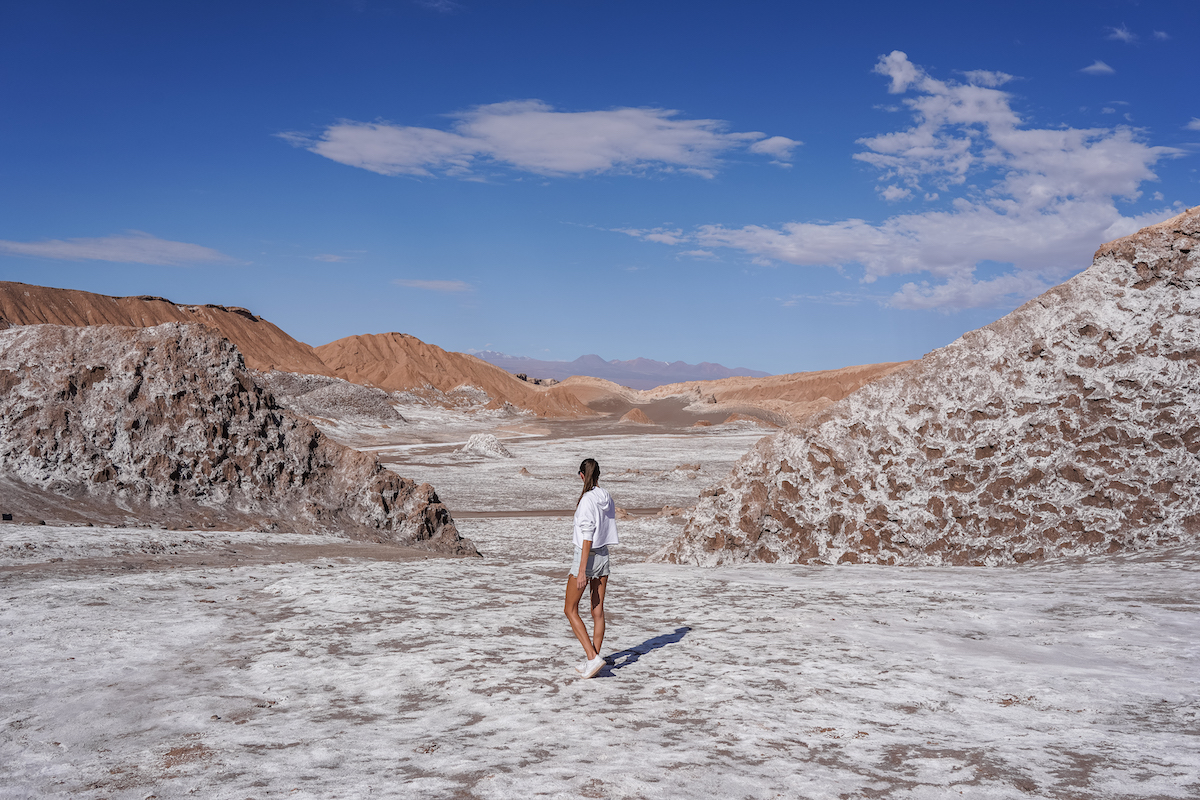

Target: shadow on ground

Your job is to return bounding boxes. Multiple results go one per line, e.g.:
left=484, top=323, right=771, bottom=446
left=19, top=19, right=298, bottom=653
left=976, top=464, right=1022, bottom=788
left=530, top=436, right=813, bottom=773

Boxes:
left=599, top=626, right=691, bottom=676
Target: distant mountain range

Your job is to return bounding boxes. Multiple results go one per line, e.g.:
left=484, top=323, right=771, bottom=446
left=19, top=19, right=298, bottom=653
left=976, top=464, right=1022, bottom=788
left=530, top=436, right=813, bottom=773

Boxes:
left=473, top=351, right=771, bottom=390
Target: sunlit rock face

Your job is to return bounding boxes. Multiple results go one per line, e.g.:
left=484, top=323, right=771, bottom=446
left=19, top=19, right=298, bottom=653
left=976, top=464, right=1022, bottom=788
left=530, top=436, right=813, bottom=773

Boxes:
left=658, top=207, right=1200, bottom=566
left=0, top=322, right=477, bottom=555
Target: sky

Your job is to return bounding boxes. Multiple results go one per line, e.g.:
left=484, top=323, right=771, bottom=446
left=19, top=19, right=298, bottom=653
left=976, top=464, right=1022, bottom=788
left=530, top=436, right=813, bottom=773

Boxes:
left=1, top=0, right=1197, bottom=375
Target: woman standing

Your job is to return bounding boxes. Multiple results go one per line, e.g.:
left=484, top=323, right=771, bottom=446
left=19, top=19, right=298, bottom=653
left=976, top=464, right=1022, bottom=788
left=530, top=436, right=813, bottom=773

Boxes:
left=566, top=458, right=619, bottom=679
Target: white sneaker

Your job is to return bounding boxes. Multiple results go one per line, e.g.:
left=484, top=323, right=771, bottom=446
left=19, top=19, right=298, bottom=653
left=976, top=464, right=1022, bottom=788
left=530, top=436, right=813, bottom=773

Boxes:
left=573, top=659, right=588, bottom=674
left=581, top=654, right=605, bottom=679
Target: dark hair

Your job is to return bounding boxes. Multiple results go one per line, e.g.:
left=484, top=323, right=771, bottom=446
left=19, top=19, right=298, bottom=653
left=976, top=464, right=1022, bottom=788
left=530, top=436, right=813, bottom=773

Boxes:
left=577, top=458, right=600, bottom=507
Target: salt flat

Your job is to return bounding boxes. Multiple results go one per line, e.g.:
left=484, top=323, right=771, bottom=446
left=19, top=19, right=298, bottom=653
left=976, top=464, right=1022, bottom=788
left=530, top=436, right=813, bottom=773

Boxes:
left=2, top=419, right=1198, bottom=799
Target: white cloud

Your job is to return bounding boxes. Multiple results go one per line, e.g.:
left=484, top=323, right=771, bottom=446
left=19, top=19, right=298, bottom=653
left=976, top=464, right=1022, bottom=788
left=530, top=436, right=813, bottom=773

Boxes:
left=1186, top=118, right=1200, bottom=132
left=626, top=51, right=1180, bottom=312
left=1101, top=107, right=1116, bottom=114
left=678, top=249, right=717, bottom=259
left=748, top=135, right=802, bottom=161
left=890, top=271, right=1052, bottom=311
left=1081, top=60, right=1116, bottom=75
left=393, top=279, right=473, bottom=292
left=1153, top=30, right=1170, bottom=41
left=0, top=231, right=231, bottom=266
left=1106, top=25, right=1137, bottom=43
left=313, top=254, right=349, bottom=262
left=879, top=184, right=913, bottom=202
left=959, top=70, right=1015, bottom=87
left=282, top=101, right=798, bottom=179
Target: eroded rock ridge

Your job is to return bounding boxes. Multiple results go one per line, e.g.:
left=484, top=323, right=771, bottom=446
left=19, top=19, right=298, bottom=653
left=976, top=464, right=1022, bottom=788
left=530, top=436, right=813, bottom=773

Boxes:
left=0, top=322, right=477, bottom=554
left=657, top=207, right=1200, bottom=566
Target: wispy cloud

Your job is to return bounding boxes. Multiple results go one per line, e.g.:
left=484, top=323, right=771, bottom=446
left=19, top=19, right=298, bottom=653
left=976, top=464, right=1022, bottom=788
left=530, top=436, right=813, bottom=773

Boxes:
left=0, top=231, right=232, bottom=266
left=959, top=69, right=1015, bottom=87
left=416, top=0, right=459, bottom=11
left=393, top=279, right=473, bottom=292
left=624, top=51, right=1180, bottom=312
left=1153, top=30, right=1170, bottom=41
left=313, top=254, right=350, bottom=262
left=1106, top=24, right=1137, bottom=43
left=615, top=227, right=684, bottom=245
left=1081, top=60, right=1116, bottom=75
left=280, top=100, right=800, bottom=179
left=1186, top=118, right=1200, bottom=132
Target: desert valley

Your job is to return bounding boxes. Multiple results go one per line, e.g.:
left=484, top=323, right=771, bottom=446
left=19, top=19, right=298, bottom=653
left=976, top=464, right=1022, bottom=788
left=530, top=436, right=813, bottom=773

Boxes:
left=1, top=209, right=1198, bottom=798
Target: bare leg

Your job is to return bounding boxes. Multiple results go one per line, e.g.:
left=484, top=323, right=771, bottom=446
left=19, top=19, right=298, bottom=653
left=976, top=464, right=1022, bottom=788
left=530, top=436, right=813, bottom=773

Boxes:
left=564, top=576, right=598, bottom=660
left=589, top=576, right=607, bottom=654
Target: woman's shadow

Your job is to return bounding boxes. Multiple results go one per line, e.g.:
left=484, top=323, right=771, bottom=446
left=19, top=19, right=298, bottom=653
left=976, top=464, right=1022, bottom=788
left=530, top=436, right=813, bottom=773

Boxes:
left=597, top=627, right=691, bottom=677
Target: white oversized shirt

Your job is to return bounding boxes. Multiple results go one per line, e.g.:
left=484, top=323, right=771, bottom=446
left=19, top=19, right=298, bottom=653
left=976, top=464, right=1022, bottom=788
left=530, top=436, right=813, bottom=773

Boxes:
left=573, top=486, right=620, bottom=549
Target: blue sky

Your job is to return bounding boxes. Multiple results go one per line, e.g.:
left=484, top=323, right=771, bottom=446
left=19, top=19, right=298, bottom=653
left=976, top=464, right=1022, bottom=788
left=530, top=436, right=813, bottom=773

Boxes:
left=1, top=0, right=1196, bottom=374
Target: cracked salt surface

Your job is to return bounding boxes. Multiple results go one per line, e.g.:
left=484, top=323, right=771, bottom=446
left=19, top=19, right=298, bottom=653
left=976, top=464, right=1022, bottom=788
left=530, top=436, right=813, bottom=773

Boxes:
left=2, top=423, right=1198, bottom=798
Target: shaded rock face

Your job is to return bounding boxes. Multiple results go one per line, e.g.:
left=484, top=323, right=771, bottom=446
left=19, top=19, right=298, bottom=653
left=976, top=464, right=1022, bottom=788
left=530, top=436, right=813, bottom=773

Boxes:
left=253, top=370, right=405, bottom=425
left=658, top=207, right=1200, bottom=567
left=0, top=322, right=477, bottom=555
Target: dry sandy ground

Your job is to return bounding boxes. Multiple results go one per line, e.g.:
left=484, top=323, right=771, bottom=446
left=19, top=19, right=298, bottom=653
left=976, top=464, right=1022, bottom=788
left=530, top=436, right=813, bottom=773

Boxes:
left=2, top=417, right=1198, bottom=799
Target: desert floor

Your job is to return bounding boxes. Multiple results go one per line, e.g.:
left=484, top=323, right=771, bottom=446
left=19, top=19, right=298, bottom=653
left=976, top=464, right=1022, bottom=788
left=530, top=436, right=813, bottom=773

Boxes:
left=2, top=412, right=1198, bottom=799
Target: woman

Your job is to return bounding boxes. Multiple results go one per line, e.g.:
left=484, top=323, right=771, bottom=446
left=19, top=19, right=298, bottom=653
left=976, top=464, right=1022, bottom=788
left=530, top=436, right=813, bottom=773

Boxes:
left=565, top=458, right=619, bottom=679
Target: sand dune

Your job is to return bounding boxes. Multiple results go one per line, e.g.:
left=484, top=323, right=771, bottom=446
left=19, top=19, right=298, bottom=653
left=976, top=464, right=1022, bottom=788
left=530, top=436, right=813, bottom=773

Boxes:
left=315, top=332, right=596, bottom=418
left=659, top=206, right=1200, bottom=567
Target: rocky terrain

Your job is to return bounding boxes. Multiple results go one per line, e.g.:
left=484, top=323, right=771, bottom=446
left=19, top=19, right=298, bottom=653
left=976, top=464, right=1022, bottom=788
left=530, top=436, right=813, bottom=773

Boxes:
left=657, top=207, right=1200, bottom=566
left=252, top=369, right=406, bottom=426
left=0, top=281, right=334, bottom=376
left=552, top=361, right=911, bottom=427
left=0, top=322, right=477, bottom=554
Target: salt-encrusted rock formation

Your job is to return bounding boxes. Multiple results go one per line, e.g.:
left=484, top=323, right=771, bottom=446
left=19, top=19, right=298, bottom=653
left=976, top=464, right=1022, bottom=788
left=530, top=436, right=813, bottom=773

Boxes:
left=459, top=433, right=513, bottom=458
left=0, top=322, right=477, bottom=554
left=0, top=281, right=334, bottom=376
left=656, top=207, right=1200, bottom=566
left=253, top=370, right=406, bottom=425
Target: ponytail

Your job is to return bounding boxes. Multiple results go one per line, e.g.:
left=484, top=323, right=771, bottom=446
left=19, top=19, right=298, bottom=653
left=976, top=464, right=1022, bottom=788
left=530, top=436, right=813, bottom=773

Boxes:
left=577, top=458, right=600, bottom=507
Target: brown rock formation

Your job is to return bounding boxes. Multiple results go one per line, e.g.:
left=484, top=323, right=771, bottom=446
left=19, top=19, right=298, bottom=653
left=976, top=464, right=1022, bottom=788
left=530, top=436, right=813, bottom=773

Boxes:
left=657, top=207, right=1200, bottom=567
left=645, top=362, right=915, bottom=423
left=551, top=363, right=910, bottom=426
left=315, top=332, right=596, bottom=418
left=0, top=281, right=334, bottom=377
left=0, top=322, right=477, bottom=554
left=618, top=408, right=654, bottom=425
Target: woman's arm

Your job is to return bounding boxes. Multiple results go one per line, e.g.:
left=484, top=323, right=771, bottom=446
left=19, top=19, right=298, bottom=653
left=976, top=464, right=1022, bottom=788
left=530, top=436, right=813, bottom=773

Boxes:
left=576, top=538, right=591, bottom=591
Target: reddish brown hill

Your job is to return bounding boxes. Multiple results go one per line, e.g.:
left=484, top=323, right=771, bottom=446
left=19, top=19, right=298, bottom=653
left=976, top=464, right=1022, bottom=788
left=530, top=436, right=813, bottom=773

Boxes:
left=657, top=207, right=1200, bottom=567
left=315, top=332, right=596, bottom=418
left=0, top=281, right=333, bottom=377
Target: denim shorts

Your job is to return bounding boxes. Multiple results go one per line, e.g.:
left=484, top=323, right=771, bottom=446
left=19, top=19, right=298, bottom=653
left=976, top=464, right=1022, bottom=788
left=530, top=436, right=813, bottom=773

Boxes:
left=570, top=545, right=610, bottom=578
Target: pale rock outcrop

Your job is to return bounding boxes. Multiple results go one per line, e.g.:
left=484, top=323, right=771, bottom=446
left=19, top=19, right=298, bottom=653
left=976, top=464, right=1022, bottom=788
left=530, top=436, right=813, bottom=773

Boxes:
left=657, top=207, right=1200, bottom=566
left=459, top=433, right=513, bottom=458
left=0, top=322, right=477, bottom=554
left=253, top=370, right=405, bottom=425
